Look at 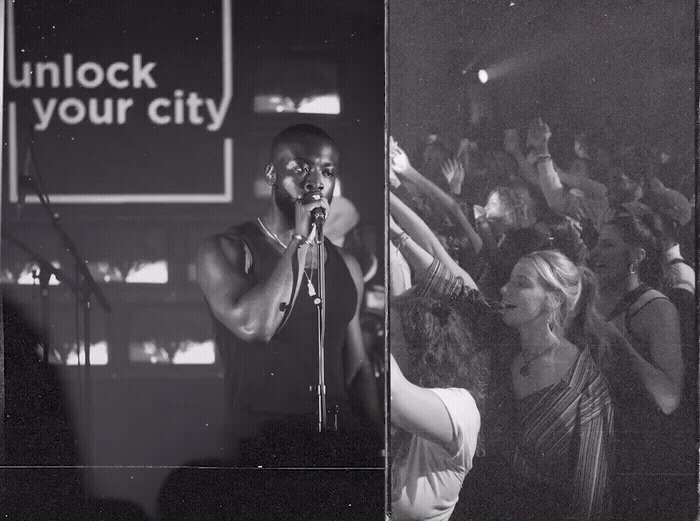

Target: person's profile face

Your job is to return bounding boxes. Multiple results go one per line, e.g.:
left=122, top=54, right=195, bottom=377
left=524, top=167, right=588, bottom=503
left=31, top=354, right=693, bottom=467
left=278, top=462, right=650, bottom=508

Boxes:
left=484, top=190, right=513, bottom=233
left=500, top=260, right=549, bottom=328
left=589, top=224, right=632, bottom=285
left=484, top=191, right=508, bottom=220
left=271, top=136, right=338, bottom=218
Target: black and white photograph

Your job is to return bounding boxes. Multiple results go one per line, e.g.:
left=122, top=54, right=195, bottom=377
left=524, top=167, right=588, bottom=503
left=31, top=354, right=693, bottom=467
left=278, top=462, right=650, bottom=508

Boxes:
left=1, top=1, right=385, bottom=519
left=1, top=0, right=698, bottom=519
left=388, top=0, right=696, bottom=519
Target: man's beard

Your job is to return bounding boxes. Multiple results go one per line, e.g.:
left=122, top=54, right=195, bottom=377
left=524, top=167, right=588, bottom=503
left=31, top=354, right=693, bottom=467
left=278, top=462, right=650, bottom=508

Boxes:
left=273, top=187, right=333, bottom=228
left=273, top=187, right=297, bottom=223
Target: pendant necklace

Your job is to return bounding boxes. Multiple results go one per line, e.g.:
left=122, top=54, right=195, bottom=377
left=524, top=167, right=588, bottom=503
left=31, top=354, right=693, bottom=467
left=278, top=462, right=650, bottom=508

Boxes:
left=520, top=340, right=558, bottom=377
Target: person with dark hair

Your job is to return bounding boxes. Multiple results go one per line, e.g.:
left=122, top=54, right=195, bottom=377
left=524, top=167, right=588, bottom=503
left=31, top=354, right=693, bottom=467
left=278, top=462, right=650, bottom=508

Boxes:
left=390, top=293, right=490, bottom=520
left=195, top=123, right=382, bottom=465
left=635, top=178, right=695, bottom=296
left=589, top=212, right=692, bottom=520
left=623, top=180, right=695, bottom=381
left=636, top=181, right=696, bottom=431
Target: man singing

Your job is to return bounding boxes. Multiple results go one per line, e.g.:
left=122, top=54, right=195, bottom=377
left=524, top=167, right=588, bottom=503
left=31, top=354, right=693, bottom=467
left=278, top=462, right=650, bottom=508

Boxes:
left=196, top=124, right=382, bottom=466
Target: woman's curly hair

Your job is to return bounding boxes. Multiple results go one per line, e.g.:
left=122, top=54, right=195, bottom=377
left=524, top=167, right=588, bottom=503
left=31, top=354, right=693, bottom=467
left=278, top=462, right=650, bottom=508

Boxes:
left=391, top=292, right=491, bottom=466
left=489, top=184, right=538, bottom=231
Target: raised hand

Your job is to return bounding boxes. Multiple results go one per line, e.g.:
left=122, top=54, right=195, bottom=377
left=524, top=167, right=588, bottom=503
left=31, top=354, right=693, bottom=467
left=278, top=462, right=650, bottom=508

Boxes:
left=526, top=117, right=551, bottom=154
left=441, top=158, right=459, bottom=183
left=441, top=158, right=465, bottom=195
left=390, top=136, right=411, bottom=175
left=389, top=166, right=402, bottom=188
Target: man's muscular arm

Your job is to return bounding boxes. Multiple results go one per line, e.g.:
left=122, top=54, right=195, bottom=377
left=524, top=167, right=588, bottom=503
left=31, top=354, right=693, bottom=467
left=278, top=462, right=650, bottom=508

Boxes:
left=197, top=192, right=327, bottom=343
left=196, top=234, right=309, bottom=343
left=341, top=250, right=383, bottom=429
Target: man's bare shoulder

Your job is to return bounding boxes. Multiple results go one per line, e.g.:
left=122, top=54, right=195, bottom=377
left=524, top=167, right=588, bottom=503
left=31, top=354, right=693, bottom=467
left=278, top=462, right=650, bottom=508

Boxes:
left=196, top=232, right=249, bottom=283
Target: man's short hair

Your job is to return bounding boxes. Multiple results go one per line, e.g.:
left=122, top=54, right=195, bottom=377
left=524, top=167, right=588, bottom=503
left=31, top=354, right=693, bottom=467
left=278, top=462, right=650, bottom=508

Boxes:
left=270, top=124, right=337, bottom=161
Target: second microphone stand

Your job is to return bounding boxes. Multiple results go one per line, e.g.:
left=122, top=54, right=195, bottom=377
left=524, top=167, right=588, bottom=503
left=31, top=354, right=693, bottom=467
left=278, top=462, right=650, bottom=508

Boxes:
left=2, top=232, right=79, bottom=365
left=24, top=136, right=111, bottom=496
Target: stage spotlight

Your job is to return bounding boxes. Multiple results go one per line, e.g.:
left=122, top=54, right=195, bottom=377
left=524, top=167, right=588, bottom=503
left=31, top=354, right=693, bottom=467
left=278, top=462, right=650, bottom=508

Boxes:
left=478, top=69, right=488, bottom=83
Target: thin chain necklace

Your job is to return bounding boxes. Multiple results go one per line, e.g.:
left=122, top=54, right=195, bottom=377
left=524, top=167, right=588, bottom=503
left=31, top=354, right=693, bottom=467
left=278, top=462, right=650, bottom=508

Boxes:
left=257, top=217, right=287, bottom=248
left=257, top=217, right=317, bottom=297
left=520, top=340, right=559, bottom=377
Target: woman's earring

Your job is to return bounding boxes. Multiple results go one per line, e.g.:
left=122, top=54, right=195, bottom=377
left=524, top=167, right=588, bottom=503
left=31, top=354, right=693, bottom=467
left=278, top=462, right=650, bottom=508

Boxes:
left=628, top=262, right=637, bottom=274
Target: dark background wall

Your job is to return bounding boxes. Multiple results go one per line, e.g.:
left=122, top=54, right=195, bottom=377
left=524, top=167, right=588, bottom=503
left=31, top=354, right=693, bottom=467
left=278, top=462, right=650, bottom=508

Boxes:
left=389, top=0, right=695, bottom=176
left=2, top=1, right=384, bottom=518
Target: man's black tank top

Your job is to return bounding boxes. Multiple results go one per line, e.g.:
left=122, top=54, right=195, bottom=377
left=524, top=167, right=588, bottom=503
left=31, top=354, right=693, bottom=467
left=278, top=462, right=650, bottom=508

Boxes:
left=212, top=221, right=357, bottom=418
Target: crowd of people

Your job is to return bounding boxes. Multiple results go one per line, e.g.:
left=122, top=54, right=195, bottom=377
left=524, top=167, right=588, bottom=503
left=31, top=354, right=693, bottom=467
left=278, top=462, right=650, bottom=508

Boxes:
left=389, top=118, right=696, bottom=520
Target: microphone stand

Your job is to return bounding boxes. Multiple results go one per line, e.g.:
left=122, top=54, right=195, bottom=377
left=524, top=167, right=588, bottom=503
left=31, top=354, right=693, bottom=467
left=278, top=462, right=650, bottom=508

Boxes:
left=2, top=232, right=78, bottom=365
left=24, top=138, right=111, bottom=495
left=312, top=215, right=328, bottom=433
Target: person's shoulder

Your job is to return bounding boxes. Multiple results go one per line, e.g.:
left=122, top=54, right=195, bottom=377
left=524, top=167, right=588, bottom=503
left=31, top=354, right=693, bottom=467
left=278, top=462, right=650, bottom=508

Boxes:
left=628, top=287, right=678, bottom=329
left=667, top=285, right=695, bottom=306
left=431, top=387, right=479, bottom=421
left=196, top=227, right=251, bottom=277
left=197, top=232, right=241, bottom=260
left=574, top=348, right=609, bottom=386
left=631, top=287, right=672, bottom=313
left=666, top=261, right=695, bottom=283
left=569, top=349, right=613, bottom=412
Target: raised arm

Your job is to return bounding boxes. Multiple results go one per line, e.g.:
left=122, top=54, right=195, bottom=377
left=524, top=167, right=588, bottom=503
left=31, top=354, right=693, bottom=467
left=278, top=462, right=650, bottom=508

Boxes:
left=558, top=169, right=608, bottom=200
left=441, top=158, right=465, bottom=196
left=391, top=138, right=483, bottom=255
left=390, top=192, right=478, bottom=290
left=504, top=128, right=538, bottom=185
left=389, top=212, right=436, bottom=282
left=528, top=119, right=606, bottom=223
left=528, top=118, right=566, bottom=207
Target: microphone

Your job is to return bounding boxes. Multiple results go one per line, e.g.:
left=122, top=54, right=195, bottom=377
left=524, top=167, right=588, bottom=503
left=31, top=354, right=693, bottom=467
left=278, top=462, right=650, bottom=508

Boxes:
left=302, top=191, right=326, bottom=223
left=311, top=207, right=326, bottom=223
